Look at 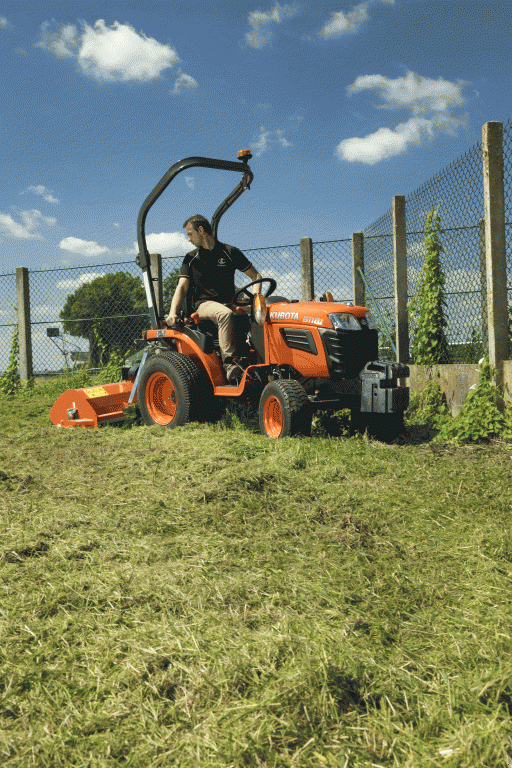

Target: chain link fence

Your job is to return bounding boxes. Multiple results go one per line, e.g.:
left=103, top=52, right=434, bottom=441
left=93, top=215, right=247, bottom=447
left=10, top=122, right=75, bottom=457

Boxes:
left=1, top=121, right=510, bottom=375
left=311, top=239, right=353, bottom=302
left=0, top=272, right=18, bottom=374
left=363, top=118, right=512, bottom=364
left=26, top=262, right=150, bottom=375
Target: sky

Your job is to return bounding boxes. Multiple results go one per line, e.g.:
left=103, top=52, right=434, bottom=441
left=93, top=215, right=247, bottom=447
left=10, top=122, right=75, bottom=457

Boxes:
left=1, top=0, right=511, bottom=278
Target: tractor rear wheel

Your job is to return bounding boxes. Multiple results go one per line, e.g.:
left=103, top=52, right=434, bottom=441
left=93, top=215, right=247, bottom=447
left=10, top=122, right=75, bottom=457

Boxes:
left=258, top=380, right=311, bottom=438
left=137, top=351, right=201, bottom=428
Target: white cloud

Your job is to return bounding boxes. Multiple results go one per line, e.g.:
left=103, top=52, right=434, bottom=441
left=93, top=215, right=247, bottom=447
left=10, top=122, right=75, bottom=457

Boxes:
left=337, top=117, right=435, bottom=164
left=336, top=70, right=467, bottom=164
left=348, top=71, right=465, bottom=114
left=319, top=0, right=394, bottom=39
left=59, top=237, right=110, bottom=257
left=0, top=209, right=56, bottom=240
left=26, top=184, right=59, bottom=204
left=56, top=272, right=105, bottom=290
left=256, top=265, right=302, bottom=298
left=251, top=126, right=292, bottom=156
left=185, top=176, right=195, bottom=190
left=32, top=305, right=62, bottom=318
left=131, top=231, right=190, bottom=257
left=244, top=2, right=299, bottom=49
left=0, top=16, right=12, bottom=28
left=38, top=19, right=180, bottom=82
left=172, top=72, right=198, bottom=94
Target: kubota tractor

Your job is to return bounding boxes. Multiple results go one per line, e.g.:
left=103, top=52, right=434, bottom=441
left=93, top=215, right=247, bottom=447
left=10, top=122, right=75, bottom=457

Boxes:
left=51, top=150, right=409, bottom=439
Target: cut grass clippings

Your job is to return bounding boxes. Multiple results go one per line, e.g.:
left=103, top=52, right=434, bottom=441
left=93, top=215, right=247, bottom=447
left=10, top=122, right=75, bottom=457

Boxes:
left=1, top=381, right=512, bottom=766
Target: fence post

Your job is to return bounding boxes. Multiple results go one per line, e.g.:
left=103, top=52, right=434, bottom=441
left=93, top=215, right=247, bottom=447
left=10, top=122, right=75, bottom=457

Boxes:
left=393, top=195, right=409, bottom=363
left=352, top=232, right=365, bottom=305
left=478, top=218, right=488, bottom=353
left=482, top=121, right=509, bottom=377
left=300, top=237, right=314, bottom=300
left=149, top=253, right=164, bottom=318
left=16, top=267, right=33, bottom=382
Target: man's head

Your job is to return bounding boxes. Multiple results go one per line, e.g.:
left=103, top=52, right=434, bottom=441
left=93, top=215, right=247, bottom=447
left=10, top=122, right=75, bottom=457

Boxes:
left=183, top=215, right=214, bottom=249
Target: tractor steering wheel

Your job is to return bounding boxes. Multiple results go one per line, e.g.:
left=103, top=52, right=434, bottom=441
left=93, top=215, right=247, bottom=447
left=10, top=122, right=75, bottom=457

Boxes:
left=232, top=278, right=277, bottom=307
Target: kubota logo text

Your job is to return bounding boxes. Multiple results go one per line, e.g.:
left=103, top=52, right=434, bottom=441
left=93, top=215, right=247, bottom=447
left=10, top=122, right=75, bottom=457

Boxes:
left=270, top=311, right=299, bottom=321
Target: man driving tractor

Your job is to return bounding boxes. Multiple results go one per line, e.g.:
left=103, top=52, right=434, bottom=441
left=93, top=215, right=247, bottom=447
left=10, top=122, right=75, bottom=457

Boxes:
left=165, top=214, right=262, bottom=384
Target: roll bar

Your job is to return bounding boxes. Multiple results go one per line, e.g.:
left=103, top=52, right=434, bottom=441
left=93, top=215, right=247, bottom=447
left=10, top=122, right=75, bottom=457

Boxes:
left=136, top=152, right=254, bottom=329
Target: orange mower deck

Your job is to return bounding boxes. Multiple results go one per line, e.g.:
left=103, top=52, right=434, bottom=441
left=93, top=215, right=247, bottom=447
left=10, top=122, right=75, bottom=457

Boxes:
left=50, top=381, right=136, bottom=428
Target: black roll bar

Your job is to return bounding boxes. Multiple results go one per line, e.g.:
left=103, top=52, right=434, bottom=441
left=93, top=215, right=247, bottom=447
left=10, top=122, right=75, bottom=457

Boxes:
left=136, top=155, right=253, bottom=329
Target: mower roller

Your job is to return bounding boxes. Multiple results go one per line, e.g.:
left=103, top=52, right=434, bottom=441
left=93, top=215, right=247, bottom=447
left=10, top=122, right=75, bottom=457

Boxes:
left=51, top=149, right=410, bottom=439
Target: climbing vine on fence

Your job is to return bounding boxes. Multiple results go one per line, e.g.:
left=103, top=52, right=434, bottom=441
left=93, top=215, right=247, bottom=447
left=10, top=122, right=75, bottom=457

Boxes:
left=0, top=321, right=21, bottom=396
left=408, top=204, right=451, bottom=365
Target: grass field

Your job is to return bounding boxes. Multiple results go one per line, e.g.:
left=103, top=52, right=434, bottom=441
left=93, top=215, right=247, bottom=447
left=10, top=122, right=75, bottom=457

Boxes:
left=1, top=382, right=512, bottom=767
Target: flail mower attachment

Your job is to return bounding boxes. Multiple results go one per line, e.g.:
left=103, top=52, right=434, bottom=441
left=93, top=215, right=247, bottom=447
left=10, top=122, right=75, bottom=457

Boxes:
left=50, top=381, right=136, bottom=428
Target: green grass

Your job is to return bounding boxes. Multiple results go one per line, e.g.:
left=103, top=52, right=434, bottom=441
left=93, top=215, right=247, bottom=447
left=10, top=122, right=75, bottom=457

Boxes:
left=1, top=382, right=512, bottom=766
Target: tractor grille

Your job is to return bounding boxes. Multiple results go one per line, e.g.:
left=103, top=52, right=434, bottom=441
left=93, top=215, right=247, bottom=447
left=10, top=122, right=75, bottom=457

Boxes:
left=280, top=328, right=317, bottom=354
left=320, top=328, right=378, bottom=378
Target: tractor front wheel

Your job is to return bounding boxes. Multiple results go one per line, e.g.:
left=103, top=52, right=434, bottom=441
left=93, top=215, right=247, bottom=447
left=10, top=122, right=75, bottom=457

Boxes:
left=137, top=351, right=200, bottom=428
left=258, top=380, right=311, bottom=438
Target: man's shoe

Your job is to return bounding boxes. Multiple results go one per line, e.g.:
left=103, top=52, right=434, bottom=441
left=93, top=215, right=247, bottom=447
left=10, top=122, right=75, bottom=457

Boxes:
left=225, top=361, right=245, bottom=386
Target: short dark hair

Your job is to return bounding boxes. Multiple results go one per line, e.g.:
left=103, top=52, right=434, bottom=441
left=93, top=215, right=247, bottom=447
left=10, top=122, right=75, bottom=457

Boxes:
left=183, top=215, right=212, bottom=234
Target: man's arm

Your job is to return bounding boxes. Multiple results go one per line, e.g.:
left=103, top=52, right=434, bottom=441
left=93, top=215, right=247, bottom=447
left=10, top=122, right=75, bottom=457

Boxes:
left=165, top=276, right=189, bottom=326
left=243, top=265, right=262, bottom=295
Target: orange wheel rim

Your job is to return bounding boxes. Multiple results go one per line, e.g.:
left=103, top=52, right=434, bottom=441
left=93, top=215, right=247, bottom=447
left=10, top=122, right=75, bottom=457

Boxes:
left=146, top=372, right=177, bottom=425
left=263, top=396, right=283, bottom=438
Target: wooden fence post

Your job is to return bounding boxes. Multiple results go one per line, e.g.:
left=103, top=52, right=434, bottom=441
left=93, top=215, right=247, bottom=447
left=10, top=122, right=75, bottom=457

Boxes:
left=352, top=232, right=365, bottom=306
left=300, top=237, right=314, bottom=300
left=482, top=121, right=508, bottom=377
left=393, top=195, right=409, bottom=364
left=16, top=267, right=33, bottom=382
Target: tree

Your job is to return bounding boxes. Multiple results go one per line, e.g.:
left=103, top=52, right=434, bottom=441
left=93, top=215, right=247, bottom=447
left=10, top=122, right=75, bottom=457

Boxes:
left=60, top=272, right=148, bottom=366
left=408, top=204, right=451, bottom=364
left=162, top=266, right=182, bottom=312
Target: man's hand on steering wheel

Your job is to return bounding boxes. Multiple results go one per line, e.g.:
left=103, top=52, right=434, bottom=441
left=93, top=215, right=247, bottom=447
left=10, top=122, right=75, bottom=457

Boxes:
left=232, top=278, right=277, bottom=308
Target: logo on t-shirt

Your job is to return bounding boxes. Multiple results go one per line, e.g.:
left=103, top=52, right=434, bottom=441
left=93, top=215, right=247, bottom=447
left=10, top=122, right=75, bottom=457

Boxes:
left=217, top=257, right=227, bottom=267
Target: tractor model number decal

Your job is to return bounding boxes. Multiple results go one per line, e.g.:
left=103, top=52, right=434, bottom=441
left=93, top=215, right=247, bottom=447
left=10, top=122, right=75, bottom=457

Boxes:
left=303, top=316, right=324, bottom=326
left=83, top=387, right=108, bottom=398
left=270, top=311, right=299, bottom=321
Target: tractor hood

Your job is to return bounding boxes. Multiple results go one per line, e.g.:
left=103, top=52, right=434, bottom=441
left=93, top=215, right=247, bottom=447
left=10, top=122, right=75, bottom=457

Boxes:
left=266, top=301, right=370, bottom=330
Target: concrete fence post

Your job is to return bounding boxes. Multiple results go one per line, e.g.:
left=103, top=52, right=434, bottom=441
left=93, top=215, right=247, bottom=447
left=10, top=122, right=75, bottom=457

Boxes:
left=149, top=253, right=164, bottom=318
left=16, top=267, right=33, bottom=382
left=300, top=237, right=314, bottom=300
left=352, top=232, right=365, bottom=306
left=482, top=121, right=509, bottom=376
left=478, top=218, right=488, bottom=352
left=393, top=195, right=409, bottom=363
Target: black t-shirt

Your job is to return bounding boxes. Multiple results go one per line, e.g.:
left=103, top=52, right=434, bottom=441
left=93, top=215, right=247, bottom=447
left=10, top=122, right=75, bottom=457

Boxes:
left=179, top=241, right=252, bottom=308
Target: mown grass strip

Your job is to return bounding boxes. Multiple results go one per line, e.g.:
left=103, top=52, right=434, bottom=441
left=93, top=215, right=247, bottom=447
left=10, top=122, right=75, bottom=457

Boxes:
left=1, top=387, right=512, bottom=765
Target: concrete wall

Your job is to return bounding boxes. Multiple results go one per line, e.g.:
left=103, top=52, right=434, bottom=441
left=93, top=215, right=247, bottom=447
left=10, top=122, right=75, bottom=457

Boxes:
left=408, top=361, right=512, bottom=416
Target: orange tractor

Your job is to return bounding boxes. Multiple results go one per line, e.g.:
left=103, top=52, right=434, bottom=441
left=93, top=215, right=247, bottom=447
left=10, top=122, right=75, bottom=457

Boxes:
left=51, top=150, right=409, bottom=438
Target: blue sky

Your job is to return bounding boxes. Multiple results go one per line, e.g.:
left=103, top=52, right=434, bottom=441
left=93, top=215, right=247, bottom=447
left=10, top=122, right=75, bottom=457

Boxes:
left=1, top=0, right=511, bottom=275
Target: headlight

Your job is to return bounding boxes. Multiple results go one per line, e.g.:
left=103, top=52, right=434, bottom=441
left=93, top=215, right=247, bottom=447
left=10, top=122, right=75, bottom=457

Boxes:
left=254, top=294, right=267, bottom=325
left=328, top=312, right=361, bottom=331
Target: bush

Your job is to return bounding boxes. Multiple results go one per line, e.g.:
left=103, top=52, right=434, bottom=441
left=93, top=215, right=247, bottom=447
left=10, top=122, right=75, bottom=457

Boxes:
left=405, top=375, right=450, bottom=433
